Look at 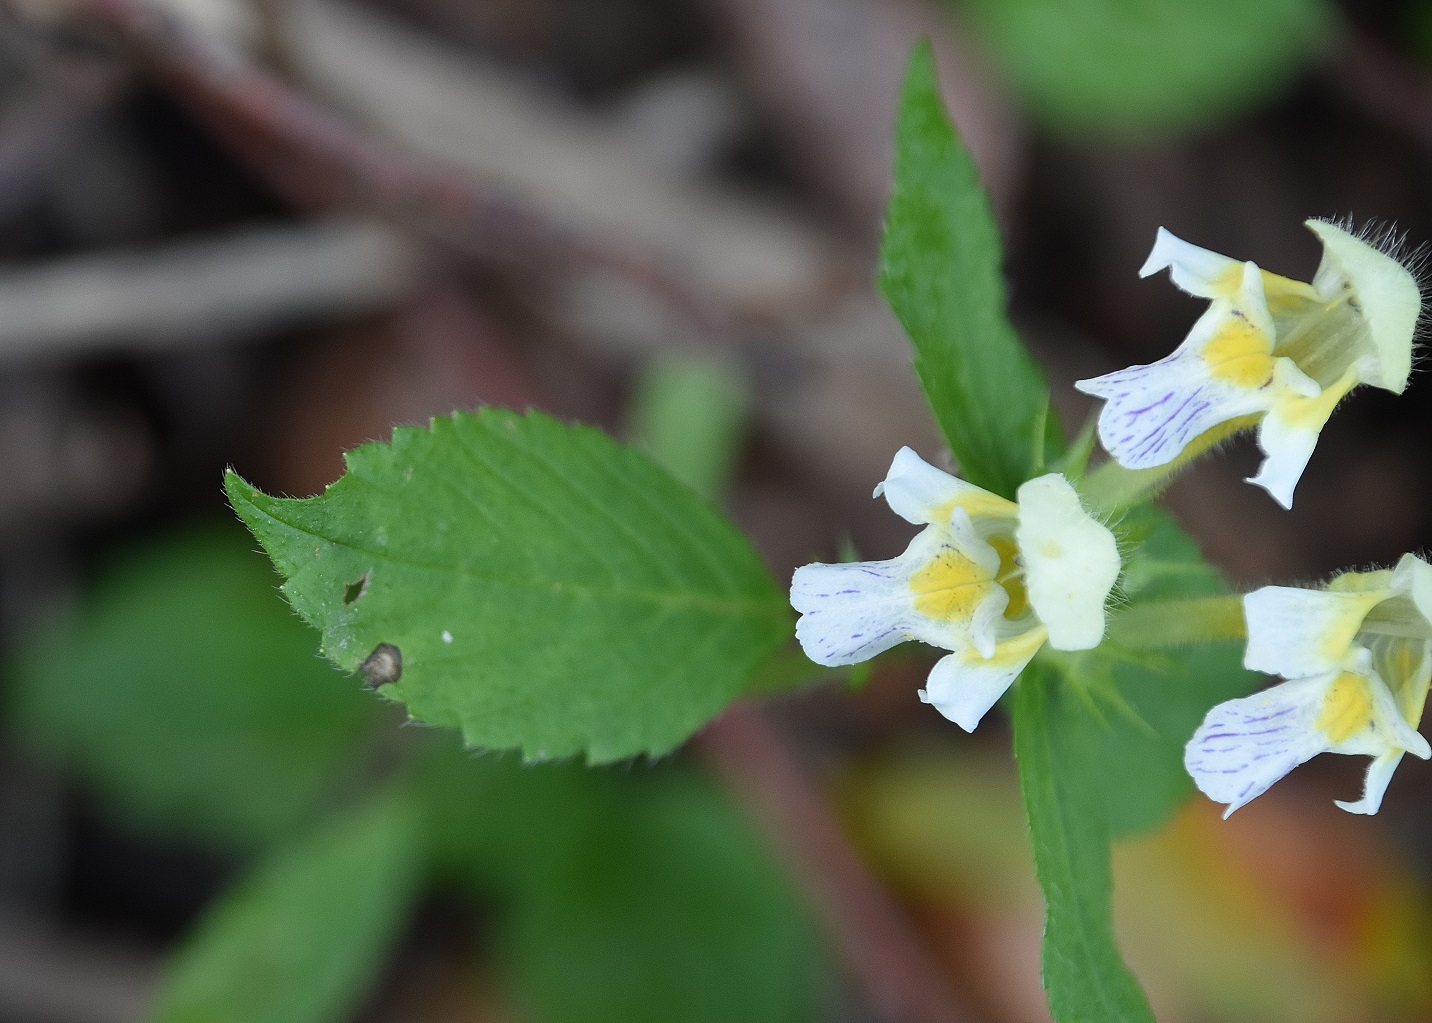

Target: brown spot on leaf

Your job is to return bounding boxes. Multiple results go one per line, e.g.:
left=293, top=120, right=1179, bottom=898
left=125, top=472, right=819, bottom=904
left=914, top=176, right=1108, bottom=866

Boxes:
left=360, top=643, right=402, bottom=688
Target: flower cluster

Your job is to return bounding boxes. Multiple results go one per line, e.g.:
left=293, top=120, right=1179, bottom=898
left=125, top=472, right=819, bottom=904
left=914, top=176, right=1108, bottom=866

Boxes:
left=1076, top=220, right=1420, bottom=508
left=790, top=448, right=1118, bottom=731
left=1187, top=555, right=1432, bottom=816
left=790, top=217, right=1429, bottom=818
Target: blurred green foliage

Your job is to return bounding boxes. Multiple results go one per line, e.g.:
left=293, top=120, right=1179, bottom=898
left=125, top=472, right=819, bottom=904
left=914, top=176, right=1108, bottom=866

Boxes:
left=152, top=789, right=421, bottom=1023
left=630, top=356, right=750, bottom=503
left=10, top=529, right=380, bottom=849
left=417, top=744, right=828, bottom=1023
left=452, top=760, right=828, bottom=1023
left=8, top=527, right=826, bottom=1023
left=958, top=0, right=1334, bottom=132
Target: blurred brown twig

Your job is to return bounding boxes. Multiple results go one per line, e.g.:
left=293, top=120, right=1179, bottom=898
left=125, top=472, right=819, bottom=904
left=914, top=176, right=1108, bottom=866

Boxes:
left=27, top=0, right=731, bottom=335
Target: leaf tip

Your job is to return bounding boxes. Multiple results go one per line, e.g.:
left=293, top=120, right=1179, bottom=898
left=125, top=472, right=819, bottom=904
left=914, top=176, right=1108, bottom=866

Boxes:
left=223, top=467, right=266, bottom=523
left=904, top=36, right=936, bottom=89
left=222, top=466, right=251, bottom=498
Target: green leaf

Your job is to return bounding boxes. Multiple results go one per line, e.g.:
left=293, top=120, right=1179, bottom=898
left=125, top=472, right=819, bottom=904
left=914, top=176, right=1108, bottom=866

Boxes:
left=415, top=743, right=612, bottom=896
left=151, top=789, right=421, bottom=1023
left=225, top=408, right=791, bottom=764
left=1014, top=665, right=1155, bottom=1023
left=9, top=527, right=379, bottom=849
left=630, top=357, right=749, bottom=502
left=1115, top=505, right=1224, bottom=603
left=1101, top=642, right=1250, bottom=838
left=880, top=41, right=1054, bottom=499
left=960, top=0, right=1333, bottom=132
left=417, top=744, right=828, bottom=1023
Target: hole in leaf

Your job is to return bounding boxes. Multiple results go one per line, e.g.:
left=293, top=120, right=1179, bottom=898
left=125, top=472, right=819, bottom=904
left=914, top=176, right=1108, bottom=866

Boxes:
left=343, top=573, right=368, bottom=605
left=360, top=643, right=402, bottom=689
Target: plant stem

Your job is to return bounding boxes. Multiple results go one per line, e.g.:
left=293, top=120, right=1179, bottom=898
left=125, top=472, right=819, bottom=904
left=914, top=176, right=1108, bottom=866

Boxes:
left=1106, top=594, right=1247, bottom=650
left=1078, top=415, right=1259, bottom=516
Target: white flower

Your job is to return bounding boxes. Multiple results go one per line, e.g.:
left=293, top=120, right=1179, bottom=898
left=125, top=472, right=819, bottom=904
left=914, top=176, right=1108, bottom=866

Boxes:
left=1185, top=554, right=1432, bottom=817
left=1076, top=221, right=1421, bottom=508
left=790, top=448, right=1120, bottom=730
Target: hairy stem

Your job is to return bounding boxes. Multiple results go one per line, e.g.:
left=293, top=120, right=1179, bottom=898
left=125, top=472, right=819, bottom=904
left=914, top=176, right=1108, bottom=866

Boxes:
left=1106, top=594, right=1247, bottom=650
left=1079, top=415, right=1260, bottom=515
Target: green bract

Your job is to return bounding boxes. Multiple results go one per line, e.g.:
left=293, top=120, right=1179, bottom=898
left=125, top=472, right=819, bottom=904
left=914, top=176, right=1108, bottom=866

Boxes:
left=226, top=407, right=791, bottom=763
left=1081, top=508, right=1255, bottom=838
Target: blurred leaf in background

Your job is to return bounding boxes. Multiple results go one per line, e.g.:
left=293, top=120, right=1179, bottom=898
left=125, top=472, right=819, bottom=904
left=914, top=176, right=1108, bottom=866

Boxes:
left=8, top=524, right=828, bottom=1022
left=423, top=748, right=830, bottom=1023
left=151, top=788, right=422, bottom=1023
left=956, top=0, right=1334, bottom=132
left=630, top=356, right=749, bottom=504
left=9, top=527, right=381, bottom=850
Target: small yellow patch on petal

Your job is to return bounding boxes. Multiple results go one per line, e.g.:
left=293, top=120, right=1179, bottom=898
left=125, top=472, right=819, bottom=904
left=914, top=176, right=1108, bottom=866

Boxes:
left=1386, top=644, right=1427, bottom=724
left=1272, top=366, right=1359, bottom=430
left=1316, top=671, right=1375, bottom=743
left=931, top=491, right=1019, bottom=526
left=1327, top=569, right=1395, bottom=594
left=1313, top=590, right=1386, bottom=665
left=1201, top=316, right=1276, bottom=388
left=910, top=548, right=995, bottom=623
left=1259, top=270, right=1320, bottom=317
left=989, top=535, right=1028, bottom=619
left=1211, top=263, right=1246, bottom=299
left=982, top=624, right=1048, bottom=668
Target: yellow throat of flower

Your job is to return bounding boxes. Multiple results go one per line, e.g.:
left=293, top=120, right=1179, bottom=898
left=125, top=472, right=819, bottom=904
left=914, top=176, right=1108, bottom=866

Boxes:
left=1316, top=671, right=1374, bottom=744
left=908, top=534, right=1028, bottom=623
